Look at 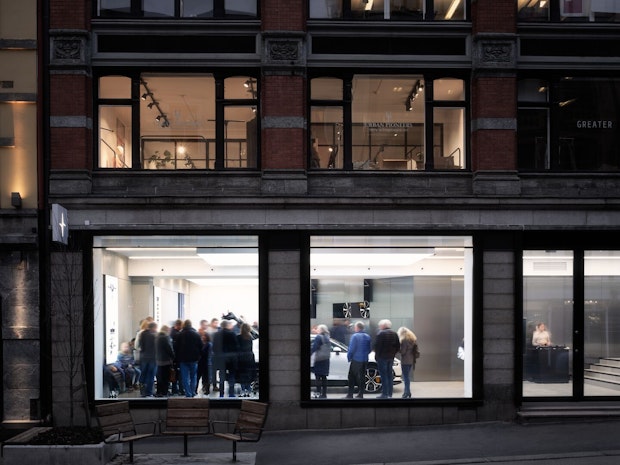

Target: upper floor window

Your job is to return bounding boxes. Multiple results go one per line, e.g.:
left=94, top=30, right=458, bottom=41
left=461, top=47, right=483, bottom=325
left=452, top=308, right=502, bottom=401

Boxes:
left=518, top=0, right=620, bottom=22
left=310, top=74, right=467, bottom=171
left=518, top=77, right=620, bottom=171
left=309, top=0, right=468, bottom=20
left=97, top=73, right=258, bottom=170
left=96, top=0, right=258, bottom=18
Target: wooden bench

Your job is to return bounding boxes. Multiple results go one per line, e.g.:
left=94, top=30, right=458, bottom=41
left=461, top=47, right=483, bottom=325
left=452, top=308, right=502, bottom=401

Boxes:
left=160, top=397, right=210, bottom=457
left=1, top=427, right=52, bottom=457
left=211, top=400, right=269, bottom=462
left=95, top=401, right=157, bottom=463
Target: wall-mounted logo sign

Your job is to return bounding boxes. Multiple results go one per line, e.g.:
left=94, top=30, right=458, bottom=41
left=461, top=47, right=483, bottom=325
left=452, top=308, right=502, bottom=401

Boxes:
left=576, top=120, right=614, bottom=129
left=51, top=203, right=69, bottom=245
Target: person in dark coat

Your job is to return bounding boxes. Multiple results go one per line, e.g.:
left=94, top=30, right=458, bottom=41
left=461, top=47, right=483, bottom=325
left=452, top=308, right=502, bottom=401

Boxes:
left=212, top=319, right=239, bottom=397
left=174, top=319, right=204, bottom=397
left=373, top=319, right=400, bottom=399
left=237, top=323, right=256, bottom=397
left=311, top=324, right=331, bottom=399
left=139, top=321, right=158, bottom=397
left=155, top=325, right=175, bottom=397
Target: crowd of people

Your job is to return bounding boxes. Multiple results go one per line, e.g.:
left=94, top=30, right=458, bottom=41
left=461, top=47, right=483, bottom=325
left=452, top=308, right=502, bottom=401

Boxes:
left=105, top=315, right=258, bottom=398
left=311, top=318, right=420, bottom=399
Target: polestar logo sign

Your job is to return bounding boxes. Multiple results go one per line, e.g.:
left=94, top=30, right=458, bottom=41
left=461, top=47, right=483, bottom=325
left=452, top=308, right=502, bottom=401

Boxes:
left=51, top=204, right=69, bottom=245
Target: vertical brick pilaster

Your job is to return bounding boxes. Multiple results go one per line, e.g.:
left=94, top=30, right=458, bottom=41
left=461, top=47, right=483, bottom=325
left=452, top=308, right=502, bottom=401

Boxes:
left=261, top=0, right=307, bottom=170
left=471, top=0, right=517, bottom=172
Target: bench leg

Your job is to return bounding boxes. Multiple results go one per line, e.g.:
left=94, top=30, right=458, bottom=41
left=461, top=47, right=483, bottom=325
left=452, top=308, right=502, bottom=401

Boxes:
left=183, top=434, right=189, bottom=457
left=232, top=440, right=237, bottom=462
left=129, top=441, right=134, bottom=463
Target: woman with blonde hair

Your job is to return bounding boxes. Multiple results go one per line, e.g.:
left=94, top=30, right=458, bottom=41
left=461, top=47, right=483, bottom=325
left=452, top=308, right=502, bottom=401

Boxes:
left=397, top=326, right=418, bottom=399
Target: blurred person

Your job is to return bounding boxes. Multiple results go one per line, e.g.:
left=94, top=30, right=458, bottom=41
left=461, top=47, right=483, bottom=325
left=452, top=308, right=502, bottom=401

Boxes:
left=373, top=319, right=400, bottom=399
left=345, top=321, right=372, bottom=399
left=397, top=326, right=419, bottom=399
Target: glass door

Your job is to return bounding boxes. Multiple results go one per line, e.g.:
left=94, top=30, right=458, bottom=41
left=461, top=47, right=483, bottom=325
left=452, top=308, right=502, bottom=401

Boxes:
left=584, top=251, right=620, bottom=397
left=522, top=250, right=573, bottom=397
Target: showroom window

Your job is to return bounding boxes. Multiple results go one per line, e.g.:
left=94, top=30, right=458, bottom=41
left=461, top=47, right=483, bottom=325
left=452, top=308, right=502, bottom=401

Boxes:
left=310, top=75, right=466, bottom=170
left=97, top=74, right=259, bottom=170
left=518, top=77, right=620, bottom=171
left=96, top=0, right=258, bottom=18
left=518, top=0, right=620, bottom=22
left=522, top=249, right=620, bottom=399
left=93, top=235, right=260, bottom=400
left=309, top=0, right=468, bottom=20
left=308, top=235, right=473, bottom=400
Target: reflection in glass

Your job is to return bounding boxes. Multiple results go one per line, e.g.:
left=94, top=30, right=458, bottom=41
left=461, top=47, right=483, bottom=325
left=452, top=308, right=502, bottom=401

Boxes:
left=309, top=235, right=473, bottom=399
left=517, top=0, right=549, bottom=21
left=224, top=106, right=258, bottom=168
left=182, top=0, right=214, bottom=17
left=99, top=106, right=132, bottom=168
left=522, top=250, right=573, bottom=397
left=310, top=107, right=343, bottom=169
left=310, top=0, right=343, bottom=18
left=143, top=0, right=174, bottom=17
left=434, top=0, right=465, bottom=20
left=98, top=0, right=131, bottom=16
left=225, top=0, right=257, bottom=17
left=584, top=251, right=620, bottom=397
left=433, top=108, right=465, bottom=169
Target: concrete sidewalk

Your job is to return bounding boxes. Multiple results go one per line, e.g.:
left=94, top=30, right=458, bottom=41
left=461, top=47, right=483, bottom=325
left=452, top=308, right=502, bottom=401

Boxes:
left=115, top=418, right=620, bottom=465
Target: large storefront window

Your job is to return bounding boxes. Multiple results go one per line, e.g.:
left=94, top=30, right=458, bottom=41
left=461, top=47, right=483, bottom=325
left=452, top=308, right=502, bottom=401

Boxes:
left=96, top=0, right=258, bottom=18
left=518, top=78, right=620, bottom=171
left=518, top=0, right=620, bottom=22
left=522, top=249, right=620, bottom=399
left=310, top=75, right=466, bottom=171
left=97, top=74, right=258, bottom=170
left=309, top=0, right=467, bottom=20
left=93, top=236, right=260, bottom=400
left=308, top=235, right=473, bottom=400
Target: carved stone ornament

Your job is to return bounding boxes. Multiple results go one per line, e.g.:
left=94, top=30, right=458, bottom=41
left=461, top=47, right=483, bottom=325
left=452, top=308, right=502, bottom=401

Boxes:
left=269, top=40, right=299, bottom=61
left=473, top=36, right=516, bottom=71
left=50, top=34, right=89, bottom=66
left=55, top=39, right=81, bottom=60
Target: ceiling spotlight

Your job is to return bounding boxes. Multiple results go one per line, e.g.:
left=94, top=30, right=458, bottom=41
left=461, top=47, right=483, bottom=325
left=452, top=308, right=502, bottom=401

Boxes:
left=141, top=92, right=153, bottom=100
left=155, top=115, right=162, bottom=121
left=147, top=102, right=157, bottom=109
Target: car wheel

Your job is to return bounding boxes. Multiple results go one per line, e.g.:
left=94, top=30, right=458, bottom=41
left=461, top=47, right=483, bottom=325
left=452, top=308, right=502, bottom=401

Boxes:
left=364, top=363, right=382, bottom=393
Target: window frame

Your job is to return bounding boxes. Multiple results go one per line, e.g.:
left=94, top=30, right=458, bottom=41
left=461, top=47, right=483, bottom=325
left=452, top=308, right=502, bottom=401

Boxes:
left=94, top=71, right=260, bottom=171
left=94, top=0, right=260, bottom=19
left=308, top=72, right=469, bottom=171
left=308, top=0, right=471, bottom=21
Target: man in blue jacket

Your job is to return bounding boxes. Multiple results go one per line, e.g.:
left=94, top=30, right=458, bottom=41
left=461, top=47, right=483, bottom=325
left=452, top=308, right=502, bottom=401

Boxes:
left=345, top=321, right=372, bottom=399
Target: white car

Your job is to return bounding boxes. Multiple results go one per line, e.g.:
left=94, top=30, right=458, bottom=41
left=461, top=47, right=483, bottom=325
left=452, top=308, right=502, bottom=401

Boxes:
left=310, top=334, right=402, bottom=394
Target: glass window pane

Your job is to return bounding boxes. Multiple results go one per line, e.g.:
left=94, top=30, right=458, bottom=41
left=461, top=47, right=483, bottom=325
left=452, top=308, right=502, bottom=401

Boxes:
left=523, top=250, right=573, bottom=397
left=584, top=251, right=620, bottom=397
left=98, top=0, right=131, bottom=17
left=93, top=235, right=260, bottom=400
left=434, top=0, right=465, bottom=20
left=142, top=0, right=174, bottom=17
left=140, top=75, right=215, bottom=169
left=311, top=107, right=343, bottom=169
left=351, top=0, right=385, bottom=19
left=518, top=0, right=549, bottom=21
left=225, top=0, right=257, bottom=17
left=225, top=76, right=257, bottom=100
left=311, top=78, right=343, bottom=100
left=518, top=109, right=548, bottom=170
left=433, top=108, right=465, bottom=169
left=310, top=0, right=343, bottom=18
left=518, top=79, right=548, bottom=103
left=224, top=106, right=258, bottom=168
left=555, top=78, right=620, bottom=171
left=390, top=0, right=424, bottom=19
left=99, top=106, right=132, bottom=168
left=434, top=78, right=465, bottom=101
left=100, top=76, right=131, bottom=99
left=182, top=0, right=214, bottom=17
left=352, top=75, right=424, bottom=170
left=309, top=235, right=473, bottom=399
